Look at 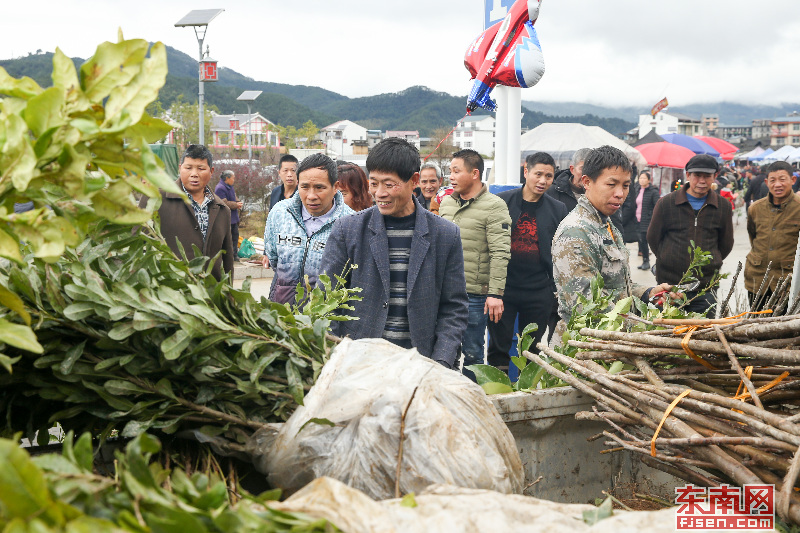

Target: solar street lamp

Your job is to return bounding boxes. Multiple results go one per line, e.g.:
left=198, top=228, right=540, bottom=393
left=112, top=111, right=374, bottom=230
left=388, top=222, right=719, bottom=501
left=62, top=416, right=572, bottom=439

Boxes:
left=175, top=9, right=224, bottom=146
left=237, top=90, right=262, bottom=167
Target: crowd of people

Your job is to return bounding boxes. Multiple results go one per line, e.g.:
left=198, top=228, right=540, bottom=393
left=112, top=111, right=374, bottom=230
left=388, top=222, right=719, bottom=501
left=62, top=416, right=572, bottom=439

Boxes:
left=151, top=141, right=800, bottom=380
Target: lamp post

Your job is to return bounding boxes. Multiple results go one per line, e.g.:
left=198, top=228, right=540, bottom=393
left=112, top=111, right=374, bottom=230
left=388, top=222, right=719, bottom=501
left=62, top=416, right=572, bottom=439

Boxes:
left=237, top=91, right=262, bottom=168
left=175, top=9, right=224, bottom=146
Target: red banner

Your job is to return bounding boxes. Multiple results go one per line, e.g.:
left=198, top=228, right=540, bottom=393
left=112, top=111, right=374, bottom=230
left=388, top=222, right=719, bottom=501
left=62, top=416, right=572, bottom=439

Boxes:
left=650, top=97, right=669, bottom=117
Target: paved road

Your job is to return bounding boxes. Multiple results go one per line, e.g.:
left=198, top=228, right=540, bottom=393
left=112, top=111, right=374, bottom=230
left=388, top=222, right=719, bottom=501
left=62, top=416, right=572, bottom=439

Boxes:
left=237, top=209, right=753, bottom=314
left=628, top=209, right=750, bottom=314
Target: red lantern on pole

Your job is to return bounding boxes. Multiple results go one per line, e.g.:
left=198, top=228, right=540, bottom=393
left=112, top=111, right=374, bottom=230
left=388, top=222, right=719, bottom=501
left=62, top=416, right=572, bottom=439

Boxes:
left=200, top=55, right=218, bottom=82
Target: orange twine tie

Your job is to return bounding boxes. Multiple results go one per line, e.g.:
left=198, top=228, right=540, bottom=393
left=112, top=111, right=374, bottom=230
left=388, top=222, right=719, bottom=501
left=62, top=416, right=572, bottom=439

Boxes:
left=732, top=372, right=790, bottom=401
left=671, top=310, right=773, bottom=370
left=651, top=389, right=692, bottom=456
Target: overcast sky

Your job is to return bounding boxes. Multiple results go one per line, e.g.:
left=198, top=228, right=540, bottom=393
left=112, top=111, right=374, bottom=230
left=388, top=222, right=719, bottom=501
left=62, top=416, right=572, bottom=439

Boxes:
left=2, top=1, right=798, bottom=108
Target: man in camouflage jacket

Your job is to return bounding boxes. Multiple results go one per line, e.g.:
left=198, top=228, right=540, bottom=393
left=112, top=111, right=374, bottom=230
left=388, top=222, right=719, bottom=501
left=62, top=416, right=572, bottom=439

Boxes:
left=552, top=146, right=673, bottom=337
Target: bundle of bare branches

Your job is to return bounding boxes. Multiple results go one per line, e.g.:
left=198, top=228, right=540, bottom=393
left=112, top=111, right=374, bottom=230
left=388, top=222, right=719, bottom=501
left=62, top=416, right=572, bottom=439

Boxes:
left=525, top=314, right=800, bottom=524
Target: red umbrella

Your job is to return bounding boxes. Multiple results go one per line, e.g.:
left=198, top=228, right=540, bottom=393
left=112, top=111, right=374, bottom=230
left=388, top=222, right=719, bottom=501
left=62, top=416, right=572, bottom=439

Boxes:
left=635, top=142, right=696, bottom=168
left=695, top=136, right=738, bottom=160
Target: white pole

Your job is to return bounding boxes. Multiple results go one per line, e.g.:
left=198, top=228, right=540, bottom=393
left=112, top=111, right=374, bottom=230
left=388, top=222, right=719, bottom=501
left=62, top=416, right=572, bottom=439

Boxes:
left=494, top=86, right=509, bottom=185
left=198, top=38, right=205, bottom=146
left=506, top=87, right=522, bottom=185
left=790, top=239, right=800, bottom=307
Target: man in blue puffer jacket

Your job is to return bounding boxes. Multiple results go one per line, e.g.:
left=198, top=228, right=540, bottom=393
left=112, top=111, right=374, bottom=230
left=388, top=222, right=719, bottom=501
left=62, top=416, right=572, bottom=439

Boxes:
left=262, top=153, right=355, bottom=304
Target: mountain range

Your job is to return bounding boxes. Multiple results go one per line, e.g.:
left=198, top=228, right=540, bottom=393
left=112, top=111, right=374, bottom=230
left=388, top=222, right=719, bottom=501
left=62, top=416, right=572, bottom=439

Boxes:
left=3, top=46, right=796, bottom=137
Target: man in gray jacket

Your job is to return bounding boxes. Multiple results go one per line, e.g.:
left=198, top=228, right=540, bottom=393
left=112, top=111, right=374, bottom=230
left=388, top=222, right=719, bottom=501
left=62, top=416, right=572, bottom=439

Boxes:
left=319, top=138, right=468, bottom=368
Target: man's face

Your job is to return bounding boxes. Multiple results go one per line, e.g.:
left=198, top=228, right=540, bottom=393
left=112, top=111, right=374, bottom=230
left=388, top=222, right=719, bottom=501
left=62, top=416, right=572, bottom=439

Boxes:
left=449, top=157, right=479, bottom=196
left=582, top=166, right=631, bottom=217
left=180, top=157, right=213, bottom=198
left=523, top=163, right=555, bottom=201
left=369, top=170, right=418, bottom=218
left=686, top=171, right=715, bottom=197
left=279, top=161, right=298, bottom=188
left=224, top=173, right=235, bottom=186
left=298, top=167, right=336, bottom=217
left=419, top=168, right=441, bottom=199
left=766, top=170, right=795, bottom=201
left=570, top=161, right=585, bottom=188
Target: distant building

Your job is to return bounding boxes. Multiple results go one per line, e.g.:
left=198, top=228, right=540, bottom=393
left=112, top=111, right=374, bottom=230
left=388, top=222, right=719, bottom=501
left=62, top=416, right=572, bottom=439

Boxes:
left=716, top=124, right=752, bottom=141
left=366, top=130, right=383, bottom=150
left=453, top=114, right=495, bottom=156
left=385, top=130, right=421, bottom=149
left=702, top=114, right=719, bottom=135
left=638, top=111, right=704, bottom=138
left=320, top=120, right=368, bottom=157
left=209, top=112, right=277, bottom=150
left=770, top=115, right=800, bottom=147
left=751, top=119, right=771, bottom=140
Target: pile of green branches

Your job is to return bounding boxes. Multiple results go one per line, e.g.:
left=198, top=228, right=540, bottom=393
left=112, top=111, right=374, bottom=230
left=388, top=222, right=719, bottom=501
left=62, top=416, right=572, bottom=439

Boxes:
left=0, top=431, right=337, bottom=532
left=0, top=222, right=359, bottom=445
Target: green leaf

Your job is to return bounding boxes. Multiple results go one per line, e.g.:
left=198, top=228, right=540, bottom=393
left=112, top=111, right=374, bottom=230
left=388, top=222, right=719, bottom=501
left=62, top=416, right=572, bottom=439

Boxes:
left=59, top=340, right=86, bottom=375
left=285, top=360, right=305, bottom=406
left=0, top=353, right=21, bottom=373
left=161, top=329, right=191, bottom=360
left=298, top=417, right=336, bottom=434
left=63, top=302, right=98, bottom=321
left=21, top=86, right=65, bottom=137
left=0, top=284, right=31, bottom=325
left=0, top=318, right=43, bottom=353
left=107, top=321, right=136, bottom=341
left=481, top=382, right=514, bottom=395
left=104, top=379, right=149, bottom=396
left=73, top=432, right=94, bottom=472
left=0, top=439, right=62, bottom=523
left=583, top=495, right=614, bottom=525
left=516, top=322, right=539, bottom=355
left=400, top=493, right=418, bottom=508
left=516, top=361, right=540, bottom=390
left=0, top=227, right=24, bottom=263
left=608, top=361, right=624, bottom=375
left=154, top=378, right=176, bottom=400
left=510, top=355, right=527, bottom=371
left=466, top=364, right=512, bottom=387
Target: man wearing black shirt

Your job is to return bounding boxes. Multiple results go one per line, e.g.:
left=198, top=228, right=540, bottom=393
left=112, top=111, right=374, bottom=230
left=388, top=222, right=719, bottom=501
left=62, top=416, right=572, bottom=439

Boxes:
left=488, top=152, right=568, bottom=371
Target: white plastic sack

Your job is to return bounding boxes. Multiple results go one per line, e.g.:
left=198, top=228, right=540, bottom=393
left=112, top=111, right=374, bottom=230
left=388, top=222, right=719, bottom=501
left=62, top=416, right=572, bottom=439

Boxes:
left=271, top=477, right=681, bottom=533
left=249, top=338, right=523, bottom=499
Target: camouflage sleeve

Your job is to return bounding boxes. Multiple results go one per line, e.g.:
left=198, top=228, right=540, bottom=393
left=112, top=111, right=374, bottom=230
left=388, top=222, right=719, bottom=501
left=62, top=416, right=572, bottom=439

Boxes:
left=632, top=283, right=649, bottom=300
left=552, top=228, right=602, bottom=321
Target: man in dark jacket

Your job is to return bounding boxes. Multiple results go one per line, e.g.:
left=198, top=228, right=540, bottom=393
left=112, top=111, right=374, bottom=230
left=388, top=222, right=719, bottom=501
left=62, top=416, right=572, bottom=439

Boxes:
left=546, top=148, right=591, bottom=213
left=319, top=138, right=468, bottom=369
left=489, top=152, right=568, bottom=371
left=269, top=154, right=299, bottom=209
left=632, top=170, right=659, bottom=270
left=141, top=144, right=234, bottom=279
left=214, top=170, right=243, bottom=259
left=744, top=170, right=768, bottom=208
left=648, top=155, right=734, bottom=314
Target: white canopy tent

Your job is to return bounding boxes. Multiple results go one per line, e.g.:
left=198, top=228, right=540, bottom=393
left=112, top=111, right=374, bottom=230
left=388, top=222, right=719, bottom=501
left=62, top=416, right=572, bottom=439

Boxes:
left=519, top=123, right=648, bottom=170
left=786, top=146, right=800, bottom=163
left=761, top=145, right=797, bottom=163
left=735, top=146, right=765, bottom=160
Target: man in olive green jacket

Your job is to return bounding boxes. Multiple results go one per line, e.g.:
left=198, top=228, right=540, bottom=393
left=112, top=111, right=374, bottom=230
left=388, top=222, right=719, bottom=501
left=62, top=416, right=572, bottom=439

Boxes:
left=745, top=161, right=800, bottom=303
left=440, top=149, right=511, bottom=381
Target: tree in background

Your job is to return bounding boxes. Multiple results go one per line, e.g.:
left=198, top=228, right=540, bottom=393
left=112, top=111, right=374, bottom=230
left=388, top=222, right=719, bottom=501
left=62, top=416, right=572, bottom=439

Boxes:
left=271, top=120, right=321, bottom=150
left=426, top=126, right=457, bottom=182
left=212, top=151, right=280, bottom=233
left=165, top=95, right=219, bottom=149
